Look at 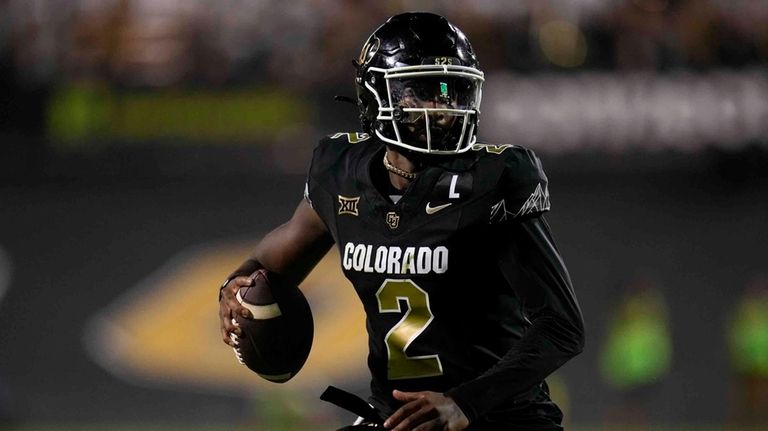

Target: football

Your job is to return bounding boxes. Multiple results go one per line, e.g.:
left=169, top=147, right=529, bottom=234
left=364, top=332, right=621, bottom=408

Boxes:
left=232, top=269, right=314, bottom=383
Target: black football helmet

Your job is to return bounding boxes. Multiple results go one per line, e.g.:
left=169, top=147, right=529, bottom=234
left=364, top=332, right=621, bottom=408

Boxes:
left=355, top=13, right=484, bottom=155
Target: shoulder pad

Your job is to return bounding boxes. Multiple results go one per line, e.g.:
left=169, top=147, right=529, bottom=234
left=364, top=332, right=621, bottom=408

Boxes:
left=485, top=144, right=550, bottom=221
left=312, top=132, right=372, bottom=174
left=326, top=132, right=372, bottom=144
left=309, top=132, right=376, bottom=188
left=470, top=143, right=517, bottom=155
left=472, top=143, right=545, bottom=180
left=306, top=132, right=377, bottom=236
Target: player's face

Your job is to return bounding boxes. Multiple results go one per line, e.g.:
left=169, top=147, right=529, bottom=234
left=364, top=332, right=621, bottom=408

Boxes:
left=389, top=77, right=479, bottom=148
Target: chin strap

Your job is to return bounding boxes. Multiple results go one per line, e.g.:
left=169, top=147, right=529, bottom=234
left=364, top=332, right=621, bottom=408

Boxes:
left=320, top=386, right=384, bottom=425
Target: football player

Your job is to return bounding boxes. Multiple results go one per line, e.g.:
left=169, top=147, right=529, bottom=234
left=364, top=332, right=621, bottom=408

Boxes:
left=219, top=12, right=585, bottom=431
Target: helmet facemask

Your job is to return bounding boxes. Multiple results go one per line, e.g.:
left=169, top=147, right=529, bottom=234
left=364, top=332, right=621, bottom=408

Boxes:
left=365, top=64, right=484, bottom=155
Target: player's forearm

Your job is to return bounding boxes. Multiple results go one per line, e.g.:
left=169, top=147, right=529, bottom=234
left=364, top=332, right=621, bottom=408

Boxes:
left=223, top=200, right=333, bottom=289
left=446, top=312, right=583, bottom=422
left=499, top=215, right=586, bottom=354
left=445, top=215, right=585, bottom=422
left=227, top=258, right=264, bottom=279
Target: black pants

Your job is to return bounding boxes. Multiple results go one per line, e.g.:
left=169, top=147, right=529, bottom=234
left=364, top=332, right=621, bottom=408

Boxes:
left=337, top=383, right=564, bottom=431
left=466, top=383, right=564, bottom=431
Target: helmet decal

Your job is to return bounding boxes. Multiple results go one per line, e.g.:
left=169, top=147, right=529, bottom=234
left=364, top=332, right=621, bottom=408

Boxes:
left=358, top=36, right=381, bottom=67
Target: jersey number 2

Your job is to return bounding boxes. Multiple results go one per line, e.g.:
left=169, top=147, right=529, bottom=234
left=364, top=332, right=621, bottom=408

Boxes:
left=376, top=279, right=443, bottom=380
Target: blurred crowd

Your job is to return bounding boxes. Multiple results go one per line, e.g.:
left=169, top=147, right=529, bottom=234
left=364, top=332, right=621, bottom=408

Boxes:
left=2, top=0, right=767, bottom=89
left=1, top=0, right=767, bottom=172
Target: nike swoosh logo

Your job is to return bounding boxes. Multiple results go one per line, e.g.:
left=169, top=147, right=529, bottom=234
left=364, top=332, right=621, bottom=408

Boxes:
left=425, top=202, right=452, bottom=215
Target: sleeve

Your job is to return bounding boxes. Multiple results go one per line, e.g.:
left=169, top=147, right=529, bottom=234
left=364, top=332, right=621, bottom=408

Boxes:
left=305, top=135, right=334, bottom=207
left=445, top=215, right=585, bottom=422
left=304, top=138, right=332, bottom=238
left=490, top=147, right=550, bottom=223
left=304, top=134, right=351, bottom=241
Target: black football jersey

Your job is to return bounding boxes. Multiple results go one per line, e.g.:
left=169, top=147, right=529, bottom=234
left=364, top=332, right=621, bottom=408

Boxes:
left=305, top=132, right=563, bottom=421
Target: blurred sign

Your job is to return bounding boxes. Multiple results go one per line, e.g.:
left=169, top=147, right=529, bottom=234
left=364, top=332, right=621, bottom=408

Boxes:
left=47, top=86, right=309, bottom=145
left=83, top=240, right=368, bottom=393
left=483, top=71, right=768, bottom=152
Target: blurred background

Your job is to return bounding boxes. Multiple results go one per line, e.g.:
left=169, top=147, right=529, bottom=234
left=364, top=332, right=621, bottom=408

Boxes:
left=1, top=0, right=767, bottom=430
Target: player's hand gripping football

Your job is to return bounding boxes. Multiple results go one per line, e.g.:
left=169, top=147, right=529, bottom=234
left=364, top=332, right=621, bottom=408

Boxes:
left=384, top=390, right=469, bottom=431
left=219, top=276, right=253, bottom=346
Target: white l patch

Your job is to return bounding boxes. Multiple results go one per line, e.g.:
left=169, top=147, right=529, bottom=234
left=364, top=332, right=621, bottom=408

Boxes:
left=448, top=174, right=461, bottom=199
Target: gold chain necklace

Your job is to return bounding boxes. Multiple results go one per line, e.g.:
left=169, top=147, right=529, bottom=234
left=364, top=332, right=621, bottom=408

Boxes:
left=383, top=153, right=417, bottom=180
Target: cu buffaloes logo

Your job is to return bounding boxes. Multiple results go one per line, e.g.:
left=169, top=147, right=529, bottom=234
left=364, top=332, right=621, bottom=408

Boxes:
left=386, top=212, right=400, bottom=229
left=358, top=36, right=381, bottom=66
left=338, top=195, right=360, bottom=216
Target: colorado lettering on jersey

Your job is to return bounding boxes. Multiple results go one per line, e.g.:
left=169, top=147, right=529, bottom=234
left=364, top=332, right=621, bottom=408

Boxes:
left=342, top=242, right=448, bottom=275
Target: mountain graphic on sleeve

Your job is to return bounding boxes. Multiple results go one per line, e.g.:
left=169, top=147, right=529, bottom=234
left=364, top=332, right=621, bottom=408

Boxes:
left=514, top=183, right=550, bottom=218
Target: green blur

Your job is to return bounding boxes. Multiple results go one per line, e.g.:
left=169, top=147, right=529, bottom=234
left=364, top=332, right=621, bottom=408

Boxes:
left=47, top=85, right=308, bottom=146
